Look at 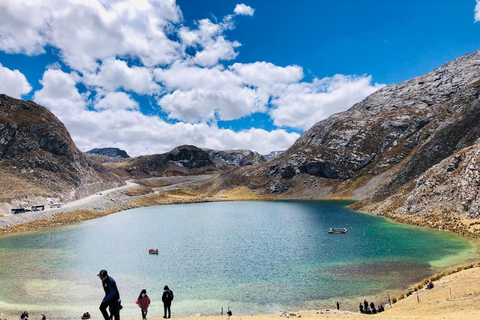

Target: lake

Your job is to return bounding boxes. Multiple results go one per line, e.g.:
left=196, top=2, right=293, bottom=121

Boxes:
left=0, top=200, right=477, bottom=318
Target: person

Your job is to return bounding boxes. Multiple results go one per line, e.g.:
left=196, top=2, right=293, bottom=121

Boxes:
left=426, top=280, right=434, bottom=289
left=136, top=289, right=151, bottom=320
left=162, top=285, right=174, bottom=319
left=358, top=303, right=363, bottom=313
left=363, top=299, right=368, bottom=312
left=370, top=301, right=376, bottom=312
left=336, top=301, right=340, bottom=310
left=98, top=270, right=121, bottom=320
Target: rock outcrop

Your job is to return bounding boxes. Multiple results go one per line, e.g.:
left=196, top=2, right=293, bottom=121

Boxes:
left=0, top=94, right=122, bottom=211
left=206, top=149, right=265, bottom=169
left=87, top=147, right=130, bottom=158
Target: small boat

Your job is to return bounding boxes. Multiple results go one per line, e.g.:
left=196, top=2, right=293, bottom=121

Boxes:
left=149, top=249, right=159, bottom=254
left=328, top=228, right=347, bottom=234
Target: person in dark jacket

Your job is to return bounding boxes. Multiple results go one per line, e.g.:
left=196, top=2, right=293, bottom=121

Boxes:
left=98, top=270, right=121, bottom=320
left=162, top=285, right=174, bottom=319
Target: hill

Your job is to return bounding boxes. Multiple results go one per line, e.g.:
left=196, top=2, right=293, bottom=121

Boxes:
left=0, top=94, right=122, bottom=212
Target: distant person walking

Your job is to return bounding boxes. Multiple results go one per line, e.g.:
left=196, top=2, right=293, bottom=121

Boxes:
left=97, top=270, right=121, bottom=320
left=136, top=289, right=151, bottom=320
left=162, top=285, right=174, bottom=318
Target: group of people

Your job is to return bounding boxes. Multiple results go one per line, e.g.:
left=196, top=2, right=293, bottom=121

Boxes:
left=358, top=299, right=384, bottom=314
left=97, top=269, right=174, bottom=320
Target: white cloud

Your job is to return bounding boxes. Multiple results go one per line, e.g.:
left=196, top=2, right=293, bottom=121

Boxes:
left=83, top=58, right=160, bottom=94
left=0, top=0, right=182, bottom=71
left=230, top=61, right=304, bottom=87
left=34, top=88, right=298, bottom=156
left=234, top=4, right=255, bottom=16
left=95, top=92, right=139, bottom=111
left=0, top=63, right=31, bottom=98
left=13, top=1, right=384, bottom=157
left=33, top=69, right=87, bottom=116
left=0, top=0, right=50, bottom=55
left=270, top=75, right=385, bottom=130
left=158, top=87, right=263, bottom=122
left=179, top=18, right=241, bottom=67
left=475, top=0, right=480, bottom=22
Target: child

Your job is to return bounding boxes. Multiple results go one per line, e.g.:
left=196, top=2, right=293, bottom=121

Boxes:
left=136, top=289, right=151, bottom=320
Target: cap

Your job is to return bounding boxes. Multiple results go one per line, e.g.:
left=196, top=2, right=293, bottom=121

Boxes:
left=97, top=269, right=108, bottom=277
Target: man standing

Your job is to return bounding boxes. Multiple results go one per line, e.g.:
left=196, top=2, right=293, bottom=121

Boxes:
left=162, top=285, right=174, bottom=319
left=98, top=270, right=121, bottom=320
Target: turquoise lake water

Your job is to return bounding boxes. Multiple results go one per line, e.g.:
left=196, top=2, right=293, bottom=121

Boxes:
left=0, top=200, right=477, bottom=319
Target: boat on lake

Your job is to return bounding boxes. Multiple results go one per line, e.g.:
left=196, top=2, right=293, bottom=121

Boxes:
left=328, top=228, right=347, bottom=234
left=149, top=249, right=159, bottom=254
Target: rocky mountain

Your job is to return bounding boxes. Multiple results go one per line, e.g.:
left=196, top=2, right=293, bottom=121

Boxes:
left=205, top=149, right=265, bottom=169
left=357, top=139, right=480, bottom=221
left=220, top=50, right=480, bottom=220
left=87, top=147, right=130, bottom=158
left=109, top=145, right=266, bottom=178
left=86, top=147, right=130, bottom=163
left=263, top=151, right=284, bottom=160
left=0, top=94, right=122, bottom=211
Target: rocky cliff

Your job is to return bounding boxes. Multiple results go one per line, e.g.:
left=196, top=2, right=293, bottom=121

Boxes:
left=0, top=94, right=122, bottom=211
left=220, top=50, right=480, bottom=221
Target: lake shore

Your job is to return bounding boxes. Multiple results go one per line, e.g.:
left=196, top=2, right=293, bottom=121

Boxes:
left=1, top=176, right=480, bottom=320
left=1, top=265, right=480, bottom=320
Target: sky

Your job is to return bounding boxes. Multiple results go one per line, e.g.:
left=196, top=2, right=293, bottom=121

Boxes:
left=0, top=0, right=479, bottom=157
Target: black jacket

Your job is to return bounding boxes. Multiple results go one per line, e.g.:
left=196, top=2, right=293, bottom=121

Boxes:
left=102, top=276, right=120, bottom=303
left=162, top=289, right=174, bottom=304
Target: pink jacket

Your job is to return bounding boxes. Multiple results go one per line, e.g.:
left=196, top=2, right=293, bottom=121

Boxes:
left=136, top=295, right=151, bottom=310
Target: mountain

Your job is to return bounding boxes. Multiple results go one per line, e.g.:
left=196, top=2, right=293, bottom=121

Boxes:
left=87, top=147, right=130, bottom=158
left=263, top=151, right=284, bottom=160
left=109, top=145, right=266, bottom=178
left=205, top=149, right=265, bottom=169
left=86, top=147, right=130, bottom=163
left=220, top=50, right=480, bottom=217
left=0, top=94, right=122, bottom=211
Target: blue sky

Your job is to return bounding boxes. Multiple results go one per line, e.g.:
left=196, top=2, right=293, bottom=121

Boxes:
left=0, top=0, right=479, bottom=156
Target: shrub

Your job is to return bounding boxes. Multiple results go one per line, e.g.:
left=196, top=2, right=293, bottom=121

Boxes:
left=397, top=294, right=405, bottom=301
left=391, top=297, right=397, bottom=304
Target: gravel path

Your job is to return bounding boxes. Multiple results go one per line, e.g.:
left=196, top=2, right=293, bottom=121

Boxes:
left=0, top=175, right=217, bottom=229
left=0, top=181, right=139, bottom=228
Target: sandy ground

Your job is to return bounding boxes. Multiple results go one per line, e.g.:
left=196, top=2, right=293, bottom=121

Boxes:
left=120, top=267, right=480, bottom=320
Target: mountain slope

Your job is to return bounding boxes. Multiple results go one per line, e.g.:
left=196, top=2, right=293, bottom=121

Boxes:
left=0, top=94, right=122, bottom=210
left=220, top=50, right=480, bottom=216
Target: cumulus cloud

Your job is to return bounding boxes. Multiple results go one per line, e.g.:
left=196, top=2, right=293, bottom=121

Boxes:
left=0, top=0, right=182, bottom=71
left=6, top=0, right=383, bottom=156
left=33, top=76, right=299, bottom=156
left=34, top=69, right=87, bottom=116
left=84, top=58, right=160, bottom=94
left=230, top=61, right=304, bottom=88
left=155, top=62, right=306, bottom=122
left=270, top=75, right=385, bottom=130
left=0, top=63, right=31, bottom=98
left=95, top=92, right=139, bottom=111
left=475, top=0, right=480, bottom=22
left=234, top=4, right=255, bottom=16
